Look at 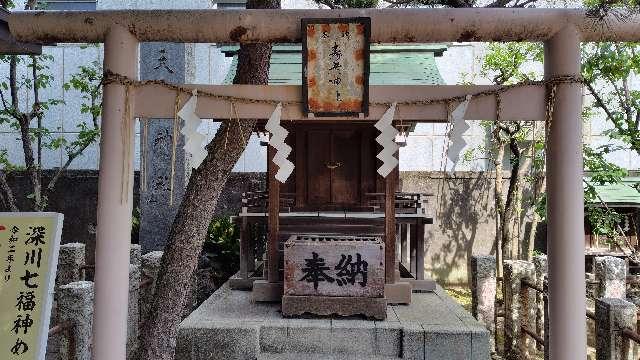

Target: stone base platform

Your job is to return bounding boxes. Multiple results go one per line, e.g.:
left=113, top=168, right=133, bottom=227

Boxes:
left=176, top=281, right=490, bottom=360
left=282, top=295, right=387, bottom=320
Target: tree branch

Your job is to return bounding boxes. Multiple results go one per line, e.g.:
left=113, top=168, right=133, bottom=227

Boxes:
left=586, top=81, right=618, bottom=124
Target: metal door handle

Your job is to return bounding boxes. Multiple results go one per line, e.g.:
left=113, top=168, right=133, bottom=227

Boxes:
left=325, top=161, right=342, bottom=169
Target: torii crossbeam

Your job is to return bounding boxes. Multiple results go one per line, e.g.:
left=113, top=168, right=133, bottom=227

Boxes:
left=4, top=8, right=640, bottom=360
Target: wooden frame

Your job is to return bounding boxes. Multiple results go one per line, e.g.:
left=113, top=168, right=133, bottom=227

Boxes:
left=302, top=17, right=370, bottom=117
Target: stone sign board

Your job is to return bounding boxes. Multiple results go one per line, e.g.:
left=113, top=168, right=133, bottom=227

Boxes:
left=283, top=235, right=384, bottom=298
left=0, top=212, right=63, bottom=360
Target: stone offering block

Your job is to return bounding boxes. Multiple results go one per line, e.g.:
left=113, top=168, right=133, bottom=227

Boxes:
left=284, top=235, right=385, bottom=298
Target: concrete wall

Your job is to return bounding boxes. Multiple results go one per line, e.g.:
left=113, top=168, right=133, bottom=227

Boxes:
left=400, top=171, right=500, bottom=285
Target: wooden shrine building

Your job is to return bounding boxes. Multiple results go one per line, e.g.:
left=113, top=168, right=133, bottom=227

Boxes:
left=227, top=44, right=443, bottom=311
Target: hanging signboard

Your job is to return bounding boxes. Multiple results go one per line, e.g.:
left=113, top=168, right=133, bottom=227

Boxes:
left=302, top=17, right=371, bottom=117
left=0, top=212, right=63, bottom=360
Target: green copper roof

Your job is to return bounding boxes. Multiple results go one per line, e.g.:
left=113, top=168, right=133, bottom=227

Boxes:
left=585, top=177, right=640, bottom=207
left=221, top=44, right=447, bottom=85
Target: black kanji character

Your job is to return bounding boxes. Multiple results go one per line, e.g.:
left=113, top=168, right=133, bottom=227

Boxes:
left=329, top=61, right=342, bottom=71
left=19, top=269, right=39, bottom=289
left=10, top=338, right=28, bottom=355
left=25, top=226, right=46, bottom=246
left=12, top=314, right=34, bottom=335
left=299, top=252, right=334, bottom=290
left=336, top=91, right=342, bottom=102
left=24, top=248, right=42, bottom=268
left=329, top=42, right=342, bottom=61
left=10, top=225, right=19, bottom=234
left=329, top=76, right=342, bottom=85
left=334, top=253, right=368, bottom=287
left=153, top=48, right=175, bottom=74
left=16, top=291, right=36, bottom=312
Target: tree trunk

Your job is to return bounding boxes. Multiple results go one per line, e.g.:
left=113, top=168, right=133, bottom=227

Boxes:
left=139, top=1, right=279, bottom=359
left=492, top=127, right=506, bottom=278
left=526, top=176, right=545, bottom=261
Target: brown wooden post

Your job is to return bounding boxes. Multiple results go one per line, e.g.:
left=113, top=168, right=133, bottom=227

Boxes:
left=410, top=223, right=417, bottom=274
left=416, top=220, right=425, bottom=280
left=385, top=168, right=397, bottom=284
left=400, top=223, right=408, bottom=266
left=239, top=216, right=249, bottom=279
left=246, top=217, right=255, bottom=274
left=267, top=145, right=280, bottom=283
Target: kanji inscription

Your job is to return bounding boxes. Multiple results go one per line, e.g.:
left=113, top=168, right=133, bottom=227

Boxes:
left=302, top=17, right=370, bottom=116
left=0, top=213, right=63, bottom=360
left=284, top=235, right=384, bottom=298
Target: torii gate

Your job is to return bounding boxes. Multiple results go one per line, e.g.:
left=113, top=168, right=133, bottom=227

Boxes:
left=5, top=8, right=640, bottom=360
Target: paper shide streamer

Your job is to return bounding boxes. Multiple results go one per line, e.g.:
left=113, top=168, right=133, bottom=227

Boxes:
left=446, top=95, right=472, bottom=172
left=265, top=103, right=294, bottom=183
left=178, top=90, right=209, bottom=169
left=375, top=102, right=399, bottom=178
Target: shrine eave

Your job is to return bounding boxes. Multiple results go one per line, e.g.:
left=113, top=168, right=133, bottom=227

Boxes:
left=7, top=8, right=640, bottom=45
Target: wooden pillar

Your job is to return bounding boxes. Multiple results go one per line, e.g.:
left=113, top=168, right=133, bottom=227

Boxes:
left=385, top=168, right=397, bottom=284
left=92, top=25, right=138, bottom=360
left=400, top=223, right=408, bottom=266
left=544, top=25, right=586, bottom=360
left=239, top=216, right=249, bottom=279
left=267, top=145, right=280, bottom=283
left=416, top=220, right=425, bottom=280
left=410, top=223, right=417, bottom=274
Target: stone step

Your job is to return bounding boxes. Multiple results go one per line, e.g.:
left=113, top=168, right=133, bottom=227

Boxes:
left=258, top=353, right=401, bottom=360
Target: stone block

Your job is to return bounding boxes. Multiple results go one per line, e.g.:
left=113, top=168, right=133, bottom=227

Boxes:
left=176, top=322, right=259, bottom=360
left=596, top=298, right=637, bottom=360
left=595, top=256, right=627, bottom=299
left=408, top=278, right=436, bottom=292
left=57, top=243, right=85, bottom=287
left=128, top=264, right=140, bottom=360
left=229, top=273, right=258, bottom=290
left=374, top=321, right=403, bottom=357
left=503, top=260, right=535, bottom=360
left=252, top=280, right=283, bottom=302
left=260, top=319, right=332, bottom=354
left=331, top=320, right=379, bottom=355
left=284, top=235, right=385, bottom=298
left=469, top=325, right=491, bottom=360
left=401, top=324, right=424, bottom=360
left=140, top=251, right=163, bottom=323
left=282, top=295, right=386, bottom=320
left=58, top=281, right=94, bottom=360
left=385, top=282, right=412, bottom=305
left=130, top=244, right=141, bottom=267
left=470, top=255, right=496, bottom=335
left=423, top=325, right=472, bottom=360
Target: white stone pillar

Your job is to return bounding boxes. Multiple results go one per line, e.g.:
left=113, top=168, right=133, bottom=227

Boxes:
left=58, top=281, right=94, bottom=360
left=544, top=25, right=586, bottom=360
left=594, top=256, right=627, bottom=299
left=93, top=25, right=139, bottom=360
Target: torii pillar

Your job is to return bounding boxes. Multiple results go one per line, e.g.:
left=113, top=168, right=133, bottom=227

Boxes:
left=93, top=25, right=139, bottom=360
left=544, top=26, right=587, bottom=359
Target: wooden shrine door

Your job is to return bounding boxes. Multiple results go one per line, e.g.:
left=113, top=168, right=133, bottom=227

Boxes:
left=277, top=123, right=380, bottom=211
left=306, top=128, right=362, bottom=208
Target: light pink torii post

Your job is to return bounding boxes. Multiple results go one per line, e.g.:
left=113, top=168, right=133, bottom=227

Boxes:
left=93, top=25, right=139, bottom=360
left=544, top=25, right=586, bottom=360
